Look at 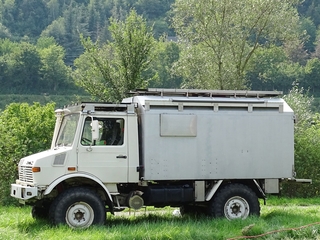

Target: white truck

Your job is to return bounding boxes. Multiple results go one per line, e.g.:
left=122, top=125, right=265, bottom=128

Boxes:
left=11, top=88, right=299, bottom=228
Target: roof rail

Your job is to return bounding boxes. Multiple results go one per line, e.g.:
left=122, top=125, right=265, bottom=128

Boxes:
left=130, top=88, right=282, bottom=98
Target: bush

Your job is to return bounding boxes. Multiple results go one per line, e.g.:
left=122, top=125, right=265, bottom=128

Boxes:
left=282, top=87, right=320, bottom=197
left=0, top=102, right=55, bottom=205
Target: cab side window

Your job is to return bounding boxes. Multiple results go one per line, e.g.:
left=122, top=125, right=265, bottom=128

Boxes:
left=81, top=117, right=124, bottom=146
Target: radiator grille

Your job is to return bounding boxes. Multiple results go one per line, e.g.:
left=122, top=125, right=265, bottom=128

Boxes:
left=19, top=166, right=33, bottom=183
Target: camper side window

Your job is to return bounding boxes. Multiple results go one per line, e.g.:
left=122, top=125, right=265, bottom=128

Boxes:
left=81, top=117, right=124, bottom=146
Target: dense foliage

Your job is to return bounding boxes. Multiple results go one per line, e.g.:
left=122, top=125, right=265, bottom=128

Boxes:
left=0, top=37, right=83, bottom=94
left=172, top=0, right=301, bottom=90
left=0, top=0, right=320, bottom=95
left=74, top=10, right=156, bottom=102
left=282, top=87, right=320, bottom=197
left=0, top=102, right=55, bottom=205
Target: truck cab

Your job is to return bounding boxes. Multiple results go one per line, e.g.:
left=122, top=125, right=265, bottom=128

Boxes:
left=11, top=102, right=139, bottom=228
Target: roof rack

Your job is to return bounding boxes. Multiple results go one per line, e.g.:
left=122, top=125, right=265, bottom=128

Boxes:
left=130, top=88, right=282, bottom=98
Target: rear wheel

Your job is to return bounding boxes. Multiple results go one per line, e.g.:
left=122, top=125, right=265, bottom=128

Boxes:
left=49, top=187, right=106, bottom=228
left=209, top=183, right=260, bottom=220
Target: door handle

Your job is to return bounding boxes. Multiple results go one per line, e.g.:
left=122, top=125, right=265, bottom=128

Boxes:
left=116, top=155, right=127, bottom=159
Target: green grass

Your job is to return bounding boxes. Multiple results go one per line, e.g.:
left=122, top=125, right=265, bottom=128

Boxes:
left=2, top=197, right=320, bottom=239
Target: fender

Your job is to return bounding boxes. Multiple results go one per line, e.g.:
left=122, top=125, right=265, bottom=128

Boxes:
left=43, top=172, right=113, bottom=203
left=205, top=180, right=223, bottom=201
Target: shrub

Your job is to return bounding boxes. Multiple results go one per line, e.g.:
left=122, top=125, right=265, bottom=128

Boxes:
left=282, top=87, right=320, bottom=197
left=0, top=102, right=55, bottom=205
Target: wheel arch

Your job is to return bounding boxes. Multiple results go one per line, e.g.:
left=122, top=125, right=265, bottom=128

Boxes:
left=44, top=173, right=113, bottom=204
left=206, top=179, right=265, bottom=201
left=221, top=179, right=265, bottom=199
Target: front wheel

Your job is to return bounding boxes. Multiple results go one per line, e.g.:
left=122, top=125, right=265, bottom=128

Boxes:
left=32, top=200, right=51, bottom=219
left=49, top=187, right=106, bottom=228
left=209, top=183, right=260, bottom=220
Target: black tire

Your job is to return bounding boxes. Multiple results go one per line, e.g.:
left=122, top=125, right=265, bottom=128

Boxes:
left=180, top=205, right=207, bottom=217
left=32, top=200, right=51, bottom=219
left=209, top=183, right=260, bottom=220
left=49, top=187, right=106, bottom=228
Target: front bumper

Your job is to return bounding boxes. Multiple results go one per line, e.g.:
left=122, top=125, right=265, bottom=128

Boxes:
left=11, top=184, right=38, bottom=200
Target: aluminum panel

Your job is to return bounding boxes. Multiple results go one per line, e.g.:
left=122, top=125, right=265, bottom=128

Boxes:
left=160, top=114, right=197, bottom=137
left=141, top=110, right=294, bottom=181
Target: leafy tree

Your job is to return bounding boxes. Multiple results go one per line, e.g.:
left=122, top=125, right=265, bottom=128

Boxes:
left=0, top=39, right=20, bottom=93
left=46, top=0, right=61, bottom=24
left=37, top=37, right=73, bottom=93
left=247, top=45, right=304, bottom=92
left=40, top=17, right=67, bottom=46
left=174, top=44, right=222, bottom=89
left=3, top=0, right=48, bottom=39
left=283, top=86, right=314, bottom=131
left=134, top=0, right=173, bottom=19
left=283, top=40, right=309, bottom=65
left=171, top=0, right=301, bottom=90
left=299, top=0, right=320, bottom=27
left=0, top=38, right=79, bottom=94
left=302, top=58, right=320, bottom=94
left=0, top=102, right=55, bottom=205
left=73, top=10, right=155, bottom=102
left=134, top=0, right=174, bottom=38
left=62, top=3, right=89, bottom=65
left=299, top=17, right=317, bottom=53
left=0, top=23, right=11, bottom=38
left=87, top=0, right=109, bottom=42
left=312, top=28, right=320, bottom=58
left=147, top=40, right=182, bottom=88
left=10, top=42, right=42, bottom=93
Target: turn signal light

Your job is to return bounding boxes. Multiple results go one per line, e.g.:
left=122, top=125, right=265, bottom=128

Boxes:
left=68, top=167, right=76, bottom=171
left=32, top=167, right=41, bottom=172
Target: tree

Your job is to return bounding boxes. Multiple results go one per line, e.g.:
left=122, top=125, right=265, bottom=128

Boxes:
left=3, top=0, right=48, bottom=39
left=246, top=45, right=304, bottom=92
left=37, top=37, right=73, bottom=93
left=283, top=86, right=314, bottom=131
left=11, top=42, right=42, bottom=93
left=299, top=17, right=317, bottom=53
left=147, top=40, right=182, bottom=89
left=62, top=3, right=89, bottom=65
left=171, top=0, right=301, bottom=90
left=87, top=0, right=109, bottom=42
left=73, top=10, right=155, bottom=102
left=0, top=39, right=19, bottom=93
left=40, top=17, right=67, bottom=46
left=303, top=58, right=320, bottom=94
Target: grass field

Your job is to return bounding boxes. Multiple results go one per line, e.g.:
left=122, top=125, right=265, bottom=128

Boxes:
left=1, top=197, right=320, bottom=240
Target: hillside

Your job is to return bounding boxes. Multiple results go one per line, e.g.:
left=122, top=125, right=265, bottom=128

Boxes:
left=1, top=0, right=320, bottom=101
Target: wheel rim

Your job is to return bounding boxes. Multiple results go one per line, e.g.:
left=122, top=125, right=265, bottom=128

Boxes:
left=65, top=202, right=94, bottom=228
left=224, top=196, right=250, bottom=220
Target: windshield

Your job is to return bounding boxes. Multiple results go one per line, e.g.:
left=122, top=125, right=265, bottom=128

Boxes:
left=56, top=113, right=80, bottom=147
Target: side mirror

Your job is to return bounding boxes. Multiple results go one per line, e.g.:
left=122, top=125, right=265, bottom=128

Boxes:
left=92, top=120, right=100, bottom=141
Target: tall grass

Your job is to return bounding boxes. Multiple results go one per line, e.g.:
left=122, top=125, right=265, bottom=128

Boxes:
left=2, top=197, right=320, bottom=240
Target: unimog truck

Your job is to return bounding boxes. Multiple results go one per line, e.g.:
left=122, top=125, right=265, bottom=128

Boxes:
left=11, top=89, right=301, bottom=228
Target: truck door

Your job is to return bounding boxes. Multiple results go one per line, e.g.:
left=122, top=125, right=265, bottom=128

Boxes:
left=77, top=115, right=128, bottom=182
